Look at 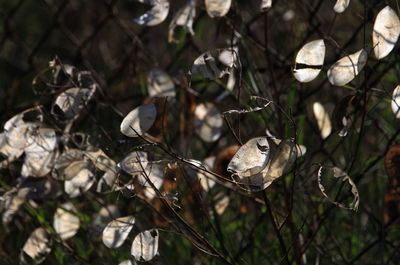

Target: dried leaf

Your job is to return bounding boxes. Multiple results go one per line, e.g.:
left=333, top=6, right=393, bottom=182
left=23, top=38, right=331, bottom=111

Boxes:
left=119, top=151, right=148, bottom=176
left=133, top=0, right=170, bottom=26
left=334, top=0, right=350, bottom=13
left=53, top=202, right=80, bottom=240
left=21, top=228, right=52, bottom=265
left=227, top=137, right=270, bottom=178
left=147, top=68, right=175, bottom=97
left=385, top=145, right=400, bottom=182
left=120, top=103, right=157, bottom=137
left=384, top=145, right=400, bottom=223
left=191, top=48, right=237, bottom=79
left=194, top=102, right=223, bottom=142
left=168, top=0, right=196, bottom=43
left=384, top=145, right=400, bottom=225
left=205, top=0, right=231, bottom=17
left=373, top=6, right=400, bottom=59
left=313, top=102, right=332, bottom=139
left=317, top=166, right=359, bottom=211
left=293, top=39, right=325, bottom=83
left=53, top=87, right=94, bottom=119
left=131, top=229, right=159, bottom=261
left=327, top=49, right=368, bottom=86
left=102, top=216, right=135, bottom=248
left=391, top=85, right=400, bottom=118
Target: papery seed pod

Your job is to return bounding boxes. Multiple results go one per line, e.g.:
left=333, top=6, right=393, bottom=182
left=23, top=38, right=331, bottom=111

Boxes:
left=131, top=229, right=159, bottom=261
left=133, top=0, right=170, bottom=26
left=373, top=6, right=400, bottom=59
left=327, top=49, right=367, bottom=86
left=293, top=40, right=325, bottom=83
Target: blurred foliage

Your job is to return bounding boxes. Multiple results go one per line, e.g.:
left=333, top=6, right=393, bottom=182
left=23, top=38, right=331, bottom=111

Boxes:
left=1, top=0, right=400, bottom=265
